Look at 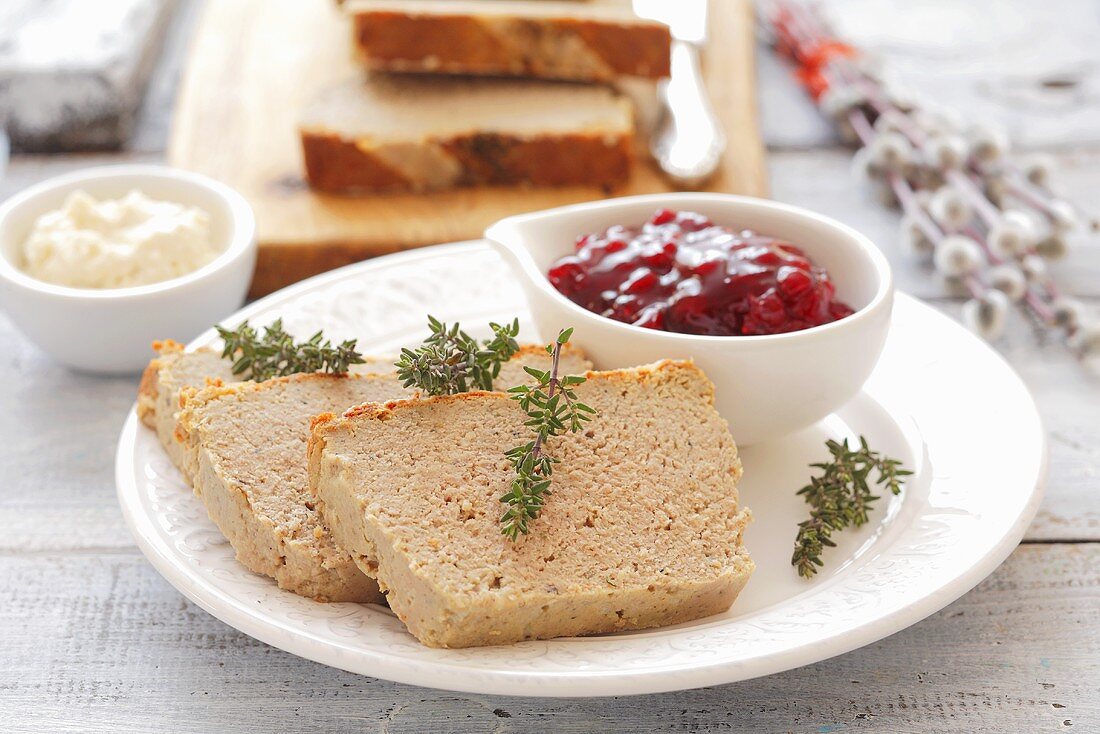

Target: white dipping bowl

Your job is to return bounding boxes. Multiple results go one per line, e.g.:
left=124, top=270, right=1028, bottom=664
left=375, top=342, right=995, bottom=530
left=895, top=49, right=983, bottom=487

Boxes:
left=0, top=165, right=256, bottom=374
left=487, top=193, right=894, bottom=446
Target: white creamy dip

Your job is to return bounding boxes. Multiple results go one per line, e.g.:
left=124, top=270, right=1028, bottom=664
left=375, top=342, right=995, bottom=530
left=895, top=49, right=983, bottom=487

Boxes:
left=21, top=189, right=219, bottom=289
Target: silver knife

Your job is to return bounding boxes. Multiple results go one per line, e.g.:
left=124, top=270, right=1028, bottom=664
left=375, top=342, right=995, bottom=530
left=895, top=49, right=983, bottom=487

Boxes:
left=634, top=0, right=726, bottom=188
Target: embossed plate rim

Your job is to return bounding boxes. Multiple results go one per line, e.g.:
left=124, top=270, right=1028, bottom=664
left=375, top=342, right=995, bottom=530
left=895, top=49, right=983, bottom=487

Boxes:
left=116, top=241, right=1046, bottom=697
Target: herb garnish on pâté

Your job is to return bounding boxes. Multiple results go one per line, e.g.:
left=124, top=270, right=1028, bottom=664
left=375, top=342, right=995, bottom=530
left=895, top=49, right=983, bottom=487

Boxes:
left=394, top=315, right=520, bottom=396
left=500, top=328, right=596, bottom=540
left=216, top=319, right=365, bottom=381
left=393, top=319, right=595, bottom=539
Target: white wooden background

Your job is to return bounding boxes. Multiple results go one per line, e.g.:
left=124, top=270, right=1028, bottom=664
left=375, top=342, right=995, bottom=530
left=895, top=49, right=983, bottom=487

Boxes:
left=1, top=1, right=1098, bottom=731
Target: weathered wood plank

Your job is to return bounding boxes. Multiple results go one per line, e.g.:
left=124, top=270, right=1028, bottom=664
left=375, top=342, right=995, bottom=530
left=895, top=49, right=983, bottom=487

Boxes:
left=0, top=308, right=143, bottom=553
left=0, top=544, right=1095, bottom=732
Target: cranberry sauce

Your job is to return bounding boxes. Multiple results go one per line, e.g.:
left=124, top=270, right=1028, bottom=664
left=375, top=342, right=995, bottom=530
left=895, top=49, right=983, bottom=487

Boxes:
left=546, top=209, right=855, bottom=336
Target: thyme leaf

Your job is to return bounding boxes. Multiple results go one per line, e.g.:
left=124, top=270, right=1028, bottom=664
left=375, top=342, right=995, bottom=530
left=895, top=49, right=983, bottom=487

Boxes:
left=792, top=436, right=911, bottom=578
left=500, top=328, right=596, bottom=540
left=394, top=316, right=520, bottom=396
left=216, top=319, right=365, bottom=382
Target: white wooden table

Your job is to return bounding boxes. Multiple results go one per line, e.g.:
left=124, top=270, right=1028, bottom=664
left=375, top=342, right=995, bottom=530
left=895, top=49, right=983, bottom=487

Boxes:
left=1, top=1, right=1098, bottom=731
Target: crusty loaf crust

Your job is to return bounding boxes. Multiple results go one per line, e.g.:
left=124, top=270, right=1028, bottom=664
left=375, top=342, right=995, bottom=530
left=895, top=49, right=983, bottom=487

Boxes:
left=308, top=360, right=753, bottom=647
left=349, top=2, right=671, bottom=82
left=136, top=340, right=177, bottom=427
left=299, top=76, right=634, bottom=194
left=302, top=130, right=634, bottom=194
left=170, top=343, right=592, bottom=603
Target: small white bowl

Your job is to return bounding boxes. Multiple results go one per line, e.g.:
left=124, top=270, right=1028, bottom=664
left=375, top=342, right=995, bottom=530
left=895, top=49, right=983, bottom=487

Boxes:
left=0, top=165, right=256, bottom=374
left=486, top=193, right=894, bottom=446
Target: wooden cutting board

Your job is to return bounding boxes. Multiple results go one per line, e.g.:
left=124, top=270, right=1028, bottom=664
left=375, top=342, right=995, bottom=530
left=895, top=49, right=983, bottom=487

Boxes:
left=169, top=0, right=767, bottom=296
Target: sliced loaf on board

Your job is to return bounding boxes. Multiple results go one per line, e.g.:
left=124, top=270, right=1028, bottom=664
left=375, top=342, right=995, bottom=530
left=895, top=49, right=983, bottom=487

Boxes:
left=300, top=76, right=634, bottom=194
left=347, top=0, right=671, bottom=82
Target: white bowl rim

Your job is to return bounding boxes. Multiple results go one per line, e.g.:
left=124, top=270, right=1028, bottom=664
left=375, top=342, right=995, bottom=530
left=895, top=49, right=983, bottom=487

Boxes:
left=486, top=192, right=894, bottom=346
left=0, top=164, right=256, bottom=302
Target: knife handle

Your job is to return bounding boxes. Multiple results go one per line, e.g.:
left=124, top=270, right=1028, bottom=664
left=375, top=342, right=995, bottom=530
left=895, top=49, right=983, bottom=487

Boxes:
left=650, top=40, right=726, bottom=189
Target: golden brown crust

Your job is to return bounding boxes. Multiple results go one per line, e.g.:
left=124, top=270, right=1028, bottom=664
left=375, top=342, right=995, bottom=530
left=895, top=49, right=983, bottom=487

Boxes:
left=136, top=340, right=187, bottom=427
left=563, top=19, right=671, bottom=79
left=184, top=371, right=360, bottom=405
left=443, top=132, right=632, bottom=189
left=136, top=362, right=163, bottom=426
left=351, top=11, right=671, bottom=81
left=173, top=385, right=204, bottom=444
left=511, top=343, right=549, bottom=359
left=152, top=339, right=185, bottom=355
left=606, top=359, right=713, bottom=405
left=339, top=401, right=392, bottom=422
left=300, top=129, right=633, bottom=194
left=320, top=361, right=702, bottom=436
left=301, top=131, right=413, bottom=193
left=306, top=412, right=336, bottom=472
left=310, top=411, right=337, bottom=432
left=178, top=372, right=369, bottom=436
left=354, top=13, right=512, bottom=75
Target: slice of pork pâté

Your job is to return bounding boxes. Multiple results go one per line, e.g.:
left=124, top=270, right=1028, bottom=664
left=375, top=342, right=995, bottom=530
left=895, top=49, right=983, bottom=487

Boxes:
left=137, top=341, right=237, bottom=480
left=138, top=339, right=397, bottom=478
left=307, top=360, right=753, bottom=646
left=173, top=345, right=592, bottom=603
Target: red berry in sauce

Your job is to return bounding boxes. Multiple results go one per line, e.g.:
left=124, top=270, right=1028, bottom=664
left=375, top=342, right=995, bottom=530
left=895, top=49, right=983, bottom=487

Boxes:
left=545, top=209, right=856, bottom=336
left=650, top=208, right=677, bottom=225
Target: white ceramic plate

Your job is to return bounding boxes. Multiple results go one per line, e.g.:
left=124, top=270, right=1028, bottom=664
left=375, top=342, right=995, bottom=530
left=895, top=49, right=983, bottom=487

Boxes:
left=116, top=243, right=1045, bottom=697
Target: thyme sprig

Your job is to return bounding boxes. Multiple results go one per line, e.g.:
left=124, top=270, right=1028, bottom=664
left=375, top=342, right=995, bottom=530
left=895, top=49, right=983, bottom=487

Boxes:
left=793, top=436, right=911, bottom=578
left=392, top=318, right=592, bottom=538
left=500, top=328, right=596, bottom=540
left=216, top=319, right=365, bottom=381
left=394, top=316, right=520, bottom=396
